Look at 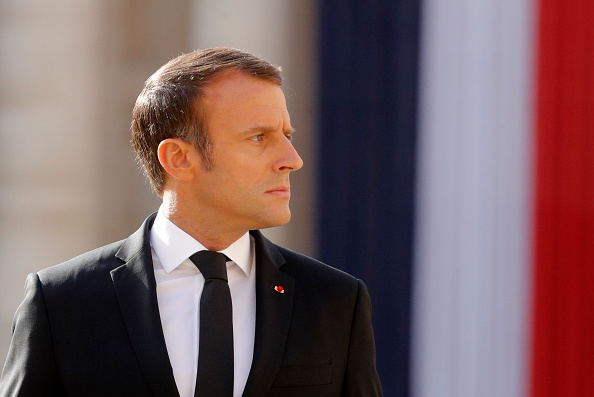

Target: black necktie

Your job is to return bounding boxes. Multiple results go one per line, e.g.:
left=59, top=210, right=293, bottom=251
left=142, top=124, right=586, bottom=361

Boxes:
left=189, top=251, right=234, bottom=397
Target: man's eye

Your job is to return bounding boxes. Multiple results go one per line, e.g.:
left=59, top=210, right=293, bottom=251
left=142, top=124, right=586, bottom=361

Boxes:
left=285, top=133, right=294, bottom=142
left=250, top=134, right=264, bottom=142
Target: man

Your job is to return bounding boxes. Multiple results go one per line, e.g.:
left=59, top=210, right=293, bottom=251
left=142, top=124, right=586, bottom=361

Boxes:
left=0, top=48, right=382, bottom=396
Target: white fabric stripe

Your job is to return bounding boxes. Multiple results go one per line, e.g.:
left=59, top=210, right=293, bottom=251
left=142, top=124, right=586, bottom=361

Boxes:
left=411, top=0, right=535, bottom=396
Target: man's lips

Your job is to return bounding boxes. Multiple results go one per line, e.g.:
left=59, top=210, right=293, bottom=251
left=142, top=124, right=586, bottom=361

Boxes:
left=265, top=186, right=291, bottom=197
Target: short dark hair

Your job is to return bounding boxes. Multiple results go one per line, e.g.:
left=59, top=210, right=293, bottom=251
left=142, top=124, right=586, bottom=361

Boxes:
left=131, top=47, right=283, bottom=197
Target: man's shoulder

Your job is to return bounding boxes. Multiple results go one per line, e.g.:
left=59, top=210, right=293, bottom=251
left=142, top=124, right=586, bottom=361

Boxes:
left=274, top=243, right=360, bottom=290
left=36, top=213, right=155, bottom=288
left=37, top=239, right=127, bottom=287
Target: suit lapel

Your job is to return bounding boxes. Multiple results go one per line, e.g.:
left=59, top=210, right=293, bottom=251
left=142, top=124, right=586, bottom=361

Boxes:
left=110, top=214, right=180, bottom=397
left=242, top=231, right=295, bottom=397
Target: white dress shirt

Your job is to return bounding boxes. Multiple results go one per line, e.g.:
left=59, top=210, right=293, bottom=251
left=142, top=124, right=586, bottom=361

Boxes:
left=150, top=208, right=256, bottom=397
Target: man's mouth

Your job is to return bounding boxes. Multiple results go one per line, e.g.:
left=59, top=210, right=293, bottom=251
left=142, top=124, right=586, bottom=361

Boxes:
left=265, top=186, right=291, bottom=197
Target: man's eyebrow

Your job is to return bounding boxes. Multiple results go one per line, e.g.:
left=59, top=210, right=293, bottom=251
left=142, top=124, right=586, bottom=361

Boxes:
left=241, top=125, right=275, bottom=134
left=240, top=126, right=296, bottom=135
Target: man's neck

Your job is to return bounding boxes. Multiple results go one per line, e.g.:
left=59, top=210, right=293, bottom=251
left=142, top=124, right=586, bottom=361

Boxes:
left=160, top=196, right=246, bottom=251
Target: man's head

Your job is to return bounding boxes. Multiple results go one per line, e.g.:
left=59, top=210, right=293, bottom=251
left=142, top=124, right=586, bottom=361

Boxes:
left=131, top=47, right=283, bottom=197
left=132, top=48, right=303, bottom=243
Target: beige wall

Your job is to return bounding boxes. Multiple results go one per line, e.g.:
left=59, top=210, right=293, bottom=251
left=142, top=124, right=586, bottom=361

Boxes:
left=0, top=0, right=317, bottom=367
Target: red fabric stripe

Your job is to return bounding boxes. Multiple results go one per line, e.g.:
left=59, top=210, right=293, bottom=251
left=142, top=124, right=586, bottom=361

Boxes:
left=581, top=1, right=594, bottom=395
left=531, top=0, right=561, bottom=394
left=583, top=3, right=594, bottom=396
left=531, top=0, right=594, bottom=395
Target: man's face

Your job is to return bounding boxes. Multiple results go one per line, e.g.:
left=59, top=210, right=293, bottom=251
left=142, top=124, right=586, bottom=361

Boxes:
left=192, top=71, right=303, bottom=232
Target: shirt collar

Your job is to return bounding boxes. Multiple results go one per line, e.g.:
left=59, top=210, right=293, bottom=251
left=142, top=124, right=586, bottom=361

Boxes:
left=150, top=207, right=252, bottom=276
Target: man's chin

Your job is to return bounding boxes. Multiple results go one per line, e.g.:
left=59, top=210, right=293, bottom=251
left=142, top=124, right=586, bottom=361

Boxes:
left=255, top=210, right=292, bottom=230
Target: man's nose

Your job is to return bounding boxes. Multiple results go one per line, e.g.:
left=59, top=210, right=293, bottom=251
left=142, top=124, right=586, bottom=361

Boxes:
left=273, top=136, right=304, bottom=173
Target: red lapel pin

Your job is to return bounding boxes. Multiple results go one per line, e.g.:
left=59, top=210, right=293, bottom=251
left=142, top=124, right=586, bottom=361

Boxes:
left=274, top=285, right=285, bottom=294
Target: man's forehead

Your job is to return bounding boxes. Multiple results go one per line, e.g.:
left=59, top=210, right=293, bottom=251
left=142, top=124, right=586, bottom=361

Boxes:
left=202, top=71, right=284, bottom=102
left=196, top=71, right=290, bottom=138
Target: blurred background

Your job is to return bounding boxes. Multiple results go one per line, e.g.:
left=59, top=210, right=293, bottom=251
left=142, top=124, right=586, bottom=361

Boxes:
left=1, top=0, right=592, bottom=396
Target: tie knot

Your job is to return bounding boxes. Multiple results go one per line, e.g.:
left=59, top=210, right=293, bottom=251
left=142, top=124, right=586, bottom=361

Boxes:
left=189, top=251, right=229, bottom=281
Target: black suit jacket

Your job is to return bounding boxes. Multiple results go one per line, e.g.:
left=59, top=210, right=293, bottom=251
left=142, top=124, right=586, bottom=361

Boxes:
left=0, top=214, right=383, bottom=396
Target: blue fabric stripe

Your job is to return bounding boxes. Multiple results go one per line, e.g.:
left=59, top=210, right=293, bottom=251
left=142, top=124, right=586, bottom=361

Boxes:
left=316, top=0, right=421, bottom=395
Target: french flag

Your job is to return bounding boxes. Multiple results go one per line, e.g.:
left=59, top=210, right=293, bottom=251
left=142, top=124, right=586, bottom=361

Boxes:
left=316, top=0, right=594, bottom=396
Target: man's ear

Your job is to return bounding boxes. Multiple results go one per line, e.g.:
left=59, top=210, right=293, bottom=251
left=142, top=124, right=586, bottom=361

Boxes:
left=157, top=138, right=199, bottom=182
